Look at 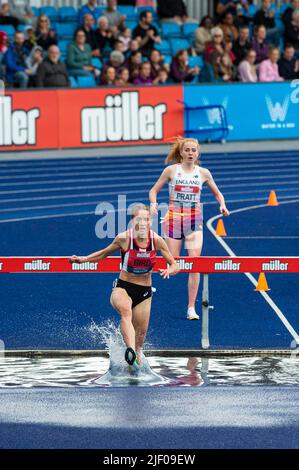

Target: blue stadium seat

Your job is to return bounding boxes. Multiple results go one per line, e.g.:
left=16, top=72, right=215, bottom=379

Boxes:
left=58, top=6, right=77, bottom=23
left=0, top=25, right=15, bottom=38
left=39, top=6, right=59, bottom=23
left=58, top=40, right=70, bottom=56
left=118, top=6, right=138, bottom=21
left=280, top=3, right=290, bottom=15
left=161, top=22, right=182, bottom=38
left=269, top=4, right=280, bottom=17
left=169, top=38, right=190, bottom=54
left=125, top=20, right=138, bottom=31
left=182, top=23, right=198, bottom=38
left=77, top=75, right=97, bottom=88
left=91, top=57, right=102, bottom=70
left=155, top=39, right=171, bottom=55
left=32, top=7, right=39, bottom=16
left=69, top=75, right=78, bottom=87
left=55, top=23, right=77, bottom=40
left=245, top=4, right=258, bottom=17
left=163, top=55, right=172, bottom=65
left=188, top=56, right=204, bottom=68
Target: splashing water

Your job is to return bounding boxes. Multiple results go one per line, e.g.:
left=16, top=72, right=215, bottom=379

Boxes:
left=87, top=320, right=168, bottom=386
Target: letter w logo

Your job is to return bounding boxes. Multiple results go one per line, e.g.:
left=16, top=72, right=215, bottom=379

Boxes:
left=202, top=97, right=228, bottom=124
left=265, top=95, right=289, bottom=122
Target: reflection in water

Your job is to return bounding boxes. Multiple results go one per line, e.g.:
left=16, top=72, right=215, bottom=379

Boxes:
left=0, top=355, right=298, bottom=388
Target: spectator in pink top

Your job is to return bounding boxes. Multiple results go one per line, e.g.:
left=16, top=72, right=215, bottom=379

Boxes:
left=238, top=49, right=258, bottom=82
left=259, top=47, right=284, bottom=82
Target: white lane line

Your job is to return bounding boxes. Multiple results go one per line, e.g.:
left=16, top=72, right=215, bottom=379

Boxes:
left=0, top=163, right=299, bottom=181
left=206, top=199, right=299, bottom=344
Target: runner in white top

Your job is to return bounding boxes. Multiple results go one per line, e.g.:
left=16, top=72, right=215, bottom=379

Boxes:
left=149, top=137, right=230, bottom=320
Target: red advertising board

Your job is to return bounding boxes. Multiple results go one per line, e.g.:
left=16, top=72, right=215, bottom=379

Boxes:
left=0, top=86, right=184, bottom=151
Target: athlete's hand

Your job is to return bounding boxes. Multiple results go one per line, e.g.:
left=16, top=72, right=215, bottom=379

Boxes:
left=69, top=255, right=88, bottom=264
left=220, top=205, right=230, bottom=216
left=159, top=268, right=171, bottom=279
left=150, top=202, right=158, bottom=216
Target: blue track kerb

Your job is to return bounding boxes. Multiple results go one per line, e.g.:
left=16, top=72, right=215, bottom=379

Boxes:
left=0, top=151, right=298, bottom=349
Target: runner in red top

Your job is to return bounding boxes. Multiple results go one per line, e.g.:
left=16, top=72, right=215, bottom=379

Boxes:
left=70, top=204, right=179, bottom=366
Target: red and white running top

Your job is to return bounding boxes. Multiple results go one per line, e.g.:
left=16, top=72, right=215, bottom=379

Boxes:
left=169, top=164, right=203, bottom=209
left=121, top=229, right=157, bottom=275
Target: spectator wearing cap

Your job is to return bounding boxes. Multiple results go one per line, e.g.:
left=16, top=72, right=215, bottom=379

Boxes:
left=170, top=49, right=200, bottom=82
left=219, top=12, right=238, bottom=43
left=283, top=9, right=299, bottom=50
left=81, top=14, right=101, bottom=57
left=194, top=16, right=213, bottom=55
left=36, top=45, right=70, bottom=88
left=259, top=46, right=284, bottom=82
left=251, top=24, right=269, bottom=64
left=23, top=25, right=36, bottom=51
left=132, top=10, right=161, bottom=57
left=103, top=0, right=126, bottom=32
left=253, top=0, right=280, bottom=47
left=133, top=61, right=153, bottom=84
left=278, top=44, right=299, bottom=80
left=67, top=28, right=99, bottom=79
left=238, top=48, right=258, bottom=82
left=204, top=27, right=225, bottom=63
left=0, top=1, right=19, bottom=30
left=35, top=15, right=58, bottom=51
left=3, top=30, right=30, bottom=87
left=157, top=0, right=197, bottom=25
left=232, top=25, right=251, bottom=65
left=78, top=0, right=101, bottom=27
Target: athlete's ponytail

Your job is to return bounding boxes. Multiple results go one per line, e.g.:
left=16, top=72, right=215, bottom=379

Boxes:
left=165, top=137, right=200, bottom=165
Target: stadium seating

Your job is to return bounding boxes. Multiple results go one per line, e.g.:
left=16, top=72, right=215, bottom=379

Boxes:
left=155, top=39, right=171, bottom=55
left=161, top=22, right=182, bottom=39
left=118, top=6, right=138, bottom=21
left=169, top=38, right=190, bottom=55
left=91, top=57, right=103, bottom=70
left=76, top=75, right=97, bottom=88
left=58, top=7, right=77, bottom=24
left=188, top=55, right=204, bottom=68
left=0, top=25, right=15, bottom=38
left=69, top=75, right=78, bottom=87
left=182, top=23, right=198, bottom=39
left=39, top=6, right=59, bottom=23
left=55, top=23, right=77, bottom=40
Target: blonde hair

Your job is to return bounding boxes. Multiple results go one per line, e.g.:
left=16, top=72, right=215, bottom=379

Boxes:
left=165, top=137, right=201, bottom=164
left=130, top=203, right=150, bottom=219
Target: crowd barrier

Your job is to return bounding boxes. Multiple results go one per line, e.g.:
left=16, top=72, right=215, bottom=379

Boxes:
left=1, top=81, right=299, bottom=151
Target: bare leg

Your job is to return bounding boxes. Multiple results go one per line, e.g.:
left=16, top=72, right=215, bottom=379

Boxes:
left=110, top=288, right=135, bottom=349
left=165, top=236, right=182, bottom=257
left=132, top=298, right=152, bottom=364
left=185, top=230, right=203, bottom=309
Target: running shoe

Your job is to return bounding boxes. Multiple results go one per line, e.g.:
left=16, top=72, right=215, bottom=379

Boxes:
left=125, top=347, right=137, bottom=365
left=187, top=307, right=199, bottom=320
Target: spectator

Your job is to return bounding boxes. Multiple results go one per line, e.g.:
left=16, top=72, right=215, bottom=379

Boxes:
left=238, top=48, right=258, bottom=82
left=0, top=30, right=8, bottom=78
left=126, top=50, right=142, bottom=80
left=224, top=39, right=236, bottom=63
left=133, top=61, right=153, bottom=84
left=126, top=39, right=140, bottom=56
left=157, top=0, right=197, bottom=25
left=284, top=9, right=299, bottom=50
left=232, top=25, right=251, bottom=65
left=78, top=0, right=101, bottom=27
left=194, top=15, right=213, bottom=55
left=103, top=49, right=125, bottom=75
left=253, top=0, right=280, bottom=47
left=149, top=49, right=167, bottom=79
left=103, top=0, right=126, bottom=32
left=219, top=12, right=238, bottom=43
left=36, top=44, right=70, bottom=88
left=259, top=46, right=284, bottom=82
left=3, top=31, right=30, bottom=87
left=118, top=27, right=132, bottom=53
left=10, top=0, right=35, bottom=27
left=100, top=65, right=116, bottom=85
left=132, top=10, right=161, bottom=57
left=0, top=1, right=19, bottom=29
left=23, top=25, right=36, bottom=52
left=216, top=0, right=249, bottom=18
left=25, top=44, right=43, bottom=86
left=251, top=25, right=269, bottom=64
left=81, top=14, right=100, bottom=57
left=278, top=44, right=299, bottom=80
left=35, top=15, right=58, bottom=51
left=67, top=29, right=98, bottom=79
left=115, top=66, right=130, bottom=85
left=154, top=66, right=169, bottom=84
left=113, top=39, right=126, bottom=53
left=170, top=49, right=199, bottom=82
left=204, top=27, right=225, bottom=63
left=282, top=0, right=299, bottom=27
left=95, top=16, right=115, bottom=53
left=212, top=51, right=234, bottom=82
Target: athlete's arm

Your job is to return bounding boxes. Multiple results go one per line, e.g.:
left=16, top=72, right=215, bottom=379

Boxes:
left=155, top=235, right=180, bottom=279
left=149, top=166, right=173, bottom=215
left=202, top=168, right=230, bottom=216
left=69, top=233, right=127, bottom=263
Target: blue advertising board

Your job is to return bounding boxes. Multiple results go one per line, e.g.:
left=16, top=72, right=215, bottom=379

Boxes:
left=183, top=81, right=299, bottom=141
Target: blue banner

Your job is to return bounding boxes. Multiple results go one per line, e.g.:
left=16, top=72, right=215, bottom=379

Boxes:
left=183, top=81, right=299, bottom=141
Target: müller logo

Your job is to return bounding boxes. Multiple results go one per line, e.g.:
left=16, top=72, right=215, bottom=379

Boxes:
left=214, top=260, right=241, bottom=271
left=0, top=96, right=40, bottom=146
left=24, top=259, right=51, bottom=271
left=81, top=91, right=167, bottom=143
left=262, top=260, right=288, bottom=271
left=176, top=259, right=194, bottom=270
left=71, top=262, right=98, bottom=270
